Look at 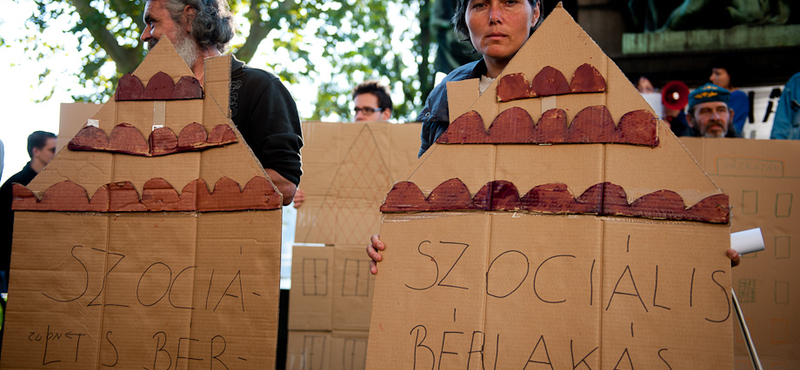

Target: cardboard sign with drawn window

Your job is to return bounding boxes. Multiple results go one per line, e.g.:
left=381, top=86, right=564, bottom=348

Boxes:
left=1, top=37, right=283, bottom=369
left=287, top=120, right=420, bottom=370
left=681, top=137, right=800, bottom=369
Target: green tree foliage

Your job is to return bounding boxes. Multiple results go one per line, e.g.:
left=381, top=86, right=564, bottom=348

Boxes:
left=12, top=0, right=436, bottom=121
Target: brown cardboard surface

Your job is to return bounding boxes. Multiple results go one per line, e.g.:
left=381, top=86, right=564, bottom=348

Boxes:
left=289, top=246, right=335, bottom=331
left=681, top=137, right=800, bottom=368
left=366, top=214, right=732, bottom=369
left=2, top=211, right=280, bottom=369
left=329, top=331, right=369, bottom=370
left=58, top=102, right=102, bottom=153
left=286, top=330, right=370, bottom=370
left=288, top=245, right=375, bottom=332
left=332, top=246, right=375, bottom=332
left=2, top=34, right=283, bottom=369
left=295, top=121, right=420, bottom=245
left=367, top=4, right=732, bottom=369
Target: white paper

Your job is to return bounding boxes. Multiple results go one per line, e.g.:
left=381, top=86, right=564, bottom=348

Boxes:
left=731, top=228, right=765, bottom=255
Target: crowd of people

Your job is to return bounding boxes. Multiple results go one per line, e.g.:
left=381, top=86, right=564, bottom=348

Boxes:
left=635, top=58, right=799, bottom=140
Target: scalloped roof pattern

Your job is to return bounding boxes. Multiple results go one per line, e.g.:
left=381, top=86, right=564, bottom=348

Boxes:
left=12, top=176, right=281, bottom=213
left=436, top=106, right=658, bottom=146
left=68, top=122, right=238, bottom=156
left=496, top=63, right=606, bottom=102
left=115, top=71, right=203, bottom=100
left=380, top=178, right=729, bottom=224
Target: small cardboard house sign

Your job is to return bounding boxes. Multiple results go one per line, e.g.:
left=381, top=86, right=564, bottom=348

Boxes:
left=1, top=37, right=283, bottom=369
left=366, top=4, right=733, bottom=370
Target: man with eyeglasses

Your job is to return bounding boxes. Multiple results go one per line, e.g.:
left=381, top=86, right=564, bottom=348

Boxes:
left=353, top=80, right=393, bottom=122
left=293, top=81, right=394, bottom=208
left=1, top=131, right=57, bottom=294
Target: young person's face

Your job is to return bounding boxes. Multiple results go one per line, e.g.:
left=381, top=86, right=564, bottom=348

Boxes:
left=709, top=68, right=731, bottom=89
left=354, top=93, right=390, bottom=122
left=33, top=138, right=57, bottom=165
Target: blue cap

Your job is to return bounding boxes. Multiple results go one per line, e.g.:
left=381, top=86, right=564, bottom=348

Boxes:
left=688, top=83, right=730, bottom=110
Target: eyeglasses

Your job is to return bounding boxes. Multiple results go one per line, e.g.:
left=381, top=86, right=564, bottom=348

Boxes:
left=354, top=107, right=384, bottom=115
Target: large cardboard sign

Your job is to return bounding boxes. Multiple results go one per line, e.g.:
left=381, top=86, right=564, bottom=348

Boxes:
left=1, top=38, right=283, bottom=369
left=295, top=121, right=421, bottom=246
left=288, top=121, right=420, bottom=369
left=367, top=5, right=733, bottom=369
left=681, top=137, right=800, bottom=369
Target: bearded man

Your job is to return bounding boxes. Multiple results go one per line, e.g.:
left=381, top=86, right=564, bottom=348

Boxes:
left=141, top=0, right=302, bottom=204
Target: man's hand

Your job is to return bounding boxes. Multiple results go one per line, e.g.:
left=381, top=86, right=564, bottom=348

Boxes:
left=293, top=188, right=305, bottom=208
left=367, top=234, right=384, bottom=275
left=727, top=249, right=741, bottom=267
left=264, top=168, right=297, bottom=206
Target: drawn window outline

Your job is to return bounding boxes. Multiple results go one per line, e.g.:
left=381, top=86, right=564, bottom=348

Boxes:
left=341, top=338, right=368, bottom=370
left=774, top=236, right=791, bottom=259
left=775, top=193, right=793, bottom=218
left=741, top=190, right=758, bottom=215
left=342, top=259, right=371, bottom=297
left=302, top=335, right=327, bottom=370
left=303, top=258, right=329, bottom=296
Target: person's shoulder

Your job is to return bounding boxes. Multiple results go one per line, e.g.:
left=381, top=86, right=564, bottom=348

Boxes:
left=231, top=56, right=281, bottom=85
left=443, top=60, right=482, bottom=83
left=1, top=166, right=31, bottom=190
left=786, top=72, right=800, bottom=88
left=240, top=65, right=280, bottom=84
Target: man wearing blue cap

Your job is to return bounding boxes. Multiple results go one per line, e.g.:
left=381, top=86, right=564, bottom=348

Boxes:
left=686, top=83, right=738, bottom=138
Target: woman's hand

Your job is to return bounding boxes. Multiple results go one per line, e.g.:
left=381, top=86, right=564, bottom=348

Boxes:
left=727, top=249, right=741, bottom=267
left=367, top=234, right=385, bottom=275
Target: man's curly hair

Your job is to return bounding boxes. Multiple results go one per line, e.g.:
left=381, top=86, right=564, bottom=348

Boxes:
left=160, top=0, right=235, bottom=51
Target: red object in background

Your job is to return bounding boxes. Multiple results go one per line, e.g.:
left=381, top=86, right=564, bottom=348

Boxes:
left=662, top=80, right=690, bottom=111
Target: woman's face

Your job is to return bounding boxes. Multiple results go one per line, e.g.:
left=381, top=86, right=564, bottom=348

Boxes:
left=709, top=68, right=731, bottom=89
left=466, top=0, right=539, bottom=65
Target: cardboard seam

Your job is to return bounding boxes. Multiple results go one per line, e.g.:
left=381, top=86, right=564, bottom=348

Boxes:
left=95, top=207, right=112, bottom=370
left=187, top=213, right=200, bottom=365
left=597, top=219, right=605, bottom=369
left=402, top=142, right=438, bottom=182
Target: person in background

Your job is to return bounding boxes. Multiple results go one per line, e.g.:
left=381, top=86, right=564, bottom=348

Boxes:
left=686, top=83, right=737, bottom=138
left=0, top=139, right=5, bottom=180
left=293, top=81, right=394, bottom=208
left=770, top=72, right=800, bottom=140
left=353, top=80, right=393, bottom=122
left=1, top=131, right=57, bottom=293
left=709, top=55, right=748, bottom=136
left=636, top=75, right=655, bottom=94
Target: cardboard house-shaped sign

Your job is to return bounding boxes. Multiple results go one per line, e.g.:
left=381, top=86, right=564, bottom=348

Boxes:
left=1, top=38, right=283, bottom=369
left=366, top=5, right=733, bottom=370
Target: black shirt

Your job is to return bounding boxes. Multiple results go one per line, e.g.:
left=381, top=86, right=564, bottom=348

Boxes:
left=1, top=162, right=38, bottom=274
left=230, top=57, right=303, bottom=186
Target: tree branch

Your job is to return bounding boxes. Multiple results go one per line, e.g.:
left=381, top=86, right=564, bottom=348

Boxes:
left=69, top=0, right=141, bottom=73
left=235, top=0, right=295, bottom=62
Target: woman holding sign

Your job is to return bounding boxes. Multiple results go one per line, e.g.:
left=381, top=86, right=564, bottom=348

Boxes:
left=367, top=0, right=741, bottom=272
left=369, top=0, right=543, bottom=274
left=417, top=0, right=541, bottom=157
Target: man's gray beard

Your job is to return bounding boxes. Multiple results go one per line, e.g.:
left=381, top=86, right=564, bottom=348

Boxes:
left=147, top=33, right=200, bottom=69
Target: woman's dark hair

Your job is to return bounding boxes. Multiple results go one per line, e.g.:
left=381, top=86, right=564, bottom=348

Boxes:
left=709, top=53, right=746, bottom=88
left=452, top=0, right=542, bottom=43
